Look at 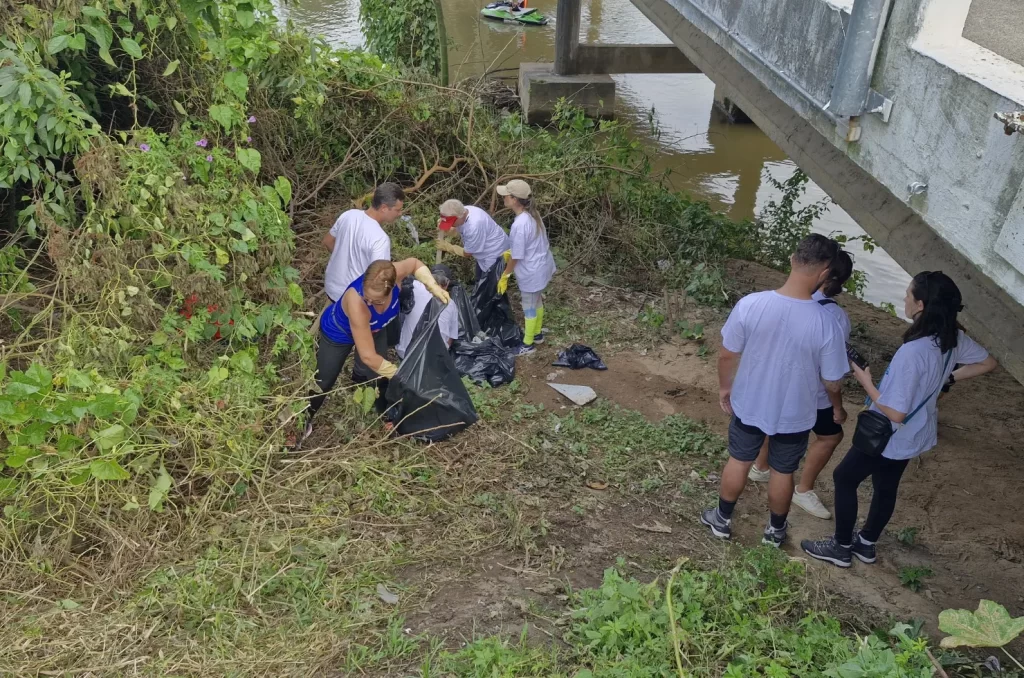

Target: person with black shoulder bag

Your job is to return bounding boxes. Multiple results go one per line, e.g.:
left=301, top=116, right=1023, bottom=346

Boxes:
left=801, top=271, right=997, bottom=568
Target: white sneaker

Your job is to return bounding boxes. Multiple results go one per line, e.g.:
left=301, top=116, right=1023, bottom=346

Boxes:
left=792, top=489, right=831, bottom=519
left=747, top=466, right=771, bottom=483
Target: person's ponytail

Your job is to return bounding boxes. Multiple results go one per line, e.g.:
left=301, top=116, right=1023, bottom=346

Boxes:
left=518, top=197, right=545, bottom=237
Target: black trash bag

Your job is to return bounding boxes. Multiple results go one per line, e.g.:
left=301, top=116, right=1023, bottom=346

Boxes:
left=552, top=343, right=608, bottom=370
left=385, top=300, right=478, bottom=441
left=471, top=258, right=523, bottom=348
left=453, top=337, right=516, bottom=387
left=450, top=281, right=481, bottom=342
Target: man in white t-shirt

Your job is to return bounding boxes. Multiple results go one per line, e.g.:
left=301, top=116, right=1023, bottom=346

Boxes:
left=321, top=183, right=404, bottom=381
left=397, top=267, right=459, bottom=359
left=436, top=199, right=510, bottom=278
left=700, top=234, right=849, bottom=548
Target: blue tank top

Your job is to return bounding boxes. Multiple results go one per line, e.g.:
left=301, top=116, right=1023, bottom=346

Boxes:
left=320, top=275, right=400, bottom=345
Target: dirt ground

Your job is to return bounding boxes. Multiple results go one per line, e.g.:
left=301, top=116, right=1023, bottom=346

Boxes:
left=406, top=259, right=1024, bottom=648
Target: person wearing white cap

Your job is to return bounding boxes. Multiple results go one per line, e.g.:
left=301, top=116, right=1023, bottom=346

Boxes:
left=496, top=179, right=556, bottom=356
left=436, top=199, right=510, bottom=279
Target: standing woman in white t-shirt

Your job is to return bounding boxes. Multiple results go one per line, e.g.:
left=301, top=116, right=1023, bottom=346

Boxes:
left=436, top=199, right=510, bottom=280
left=495, top=180, right=556, bottom=356
left=802, top=271, right=997, bottom=568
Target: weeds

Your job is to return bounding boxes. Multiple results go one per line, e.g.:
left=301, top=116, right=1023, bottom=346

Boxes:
left=900, top=566, right=934, bottom=592
left=898, top=526, right=919, bottom=547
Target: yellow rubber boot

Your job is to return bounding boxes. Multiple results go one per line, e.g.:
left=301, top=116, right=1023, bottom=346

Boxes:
left=522, top=315, right=538, bottom=346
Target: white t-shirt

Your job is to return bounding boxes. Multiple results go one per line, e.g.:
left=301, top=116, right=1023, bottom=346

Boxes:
left=455, top=206, right=510, bottom=272
left=324, top=209, right=391, bottom=302
left=397, top=281, right=459, bottom=359
left=812, top=290, right=853, bottom=410
left=874, top=330, right=988, bottom=460
left=721, top=291, right=849, bottom=435
left=509, top=212, right=556, bottom=293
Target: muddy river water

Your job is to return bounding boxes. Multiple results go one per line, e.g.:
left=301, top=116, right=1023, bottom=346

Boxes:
left=276, top=0, right=912, bottom=308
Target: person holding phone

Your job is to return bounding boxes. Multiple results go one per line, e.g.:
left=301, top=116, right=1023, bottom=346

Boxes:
left=747, top=250, right=854, bottom=519
left=802, top=271, right=997, bottom=568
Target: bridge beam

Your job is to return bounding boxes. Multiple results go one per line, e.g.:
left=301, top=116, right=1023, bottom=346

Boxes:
left=521, top=0, right=703, bottom=123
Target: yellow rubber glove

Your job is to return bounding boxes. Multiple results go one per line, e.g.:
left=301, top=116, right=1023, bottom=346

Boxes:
left=502, top=250, right=512, bottom=264
left=497, top=272, right=511, bottom=295
left=437, top=239, right=466, bottom=257
left=376, top=359, right=398, bottom=379
left=414, top=265, right=451, bottom=305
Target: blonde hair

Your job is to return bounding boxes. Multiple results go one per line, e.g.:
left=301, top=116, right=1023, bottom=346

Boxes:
left=513, top=196, right=545, bottom=236
left=363, top=260, right=397, bottom=296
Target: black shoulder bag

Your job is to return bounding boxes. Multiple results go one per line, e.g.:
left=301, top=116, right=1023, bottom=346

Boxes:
left=852, top=351, right=951, bottom=457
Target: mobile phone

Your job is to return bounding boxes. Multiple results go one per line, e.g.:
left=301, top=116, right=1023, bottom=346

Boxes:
left=846, top=343, right=868, bottom=370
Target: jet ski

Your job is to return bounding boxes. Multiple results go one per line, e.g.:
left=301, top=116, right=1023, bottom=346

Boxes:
left=480, top=1, right=549, bottom=25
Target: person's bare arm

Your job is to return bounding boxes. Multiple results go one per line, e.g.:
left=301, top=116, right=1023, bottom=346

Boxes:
left=952, top=355, right=997, bottom=381
left=718, top=347, right=740, bottom=415
left=823, top=379, right=847, bottom=424
left=851, top=363, right=906, bottom=423
left=342, top=293, right=385, bottom=372
left=392, top=257, right=427, bottom=280
left=322, top=232, right=336, bottom=251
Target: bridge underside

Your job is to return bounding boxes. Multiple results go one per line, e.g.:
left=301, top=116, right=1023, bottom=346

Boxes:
left=623, top=0, right=1024, bottom=383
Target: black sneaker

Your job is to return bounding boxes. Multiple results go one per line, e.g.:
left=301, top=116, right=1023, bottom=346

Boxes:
left=700, top=507, right=732, bottom=539
left=762, top=522, right=788, bottom=548
left=851, top=534, right=877, bottom=563
left=514, top=344, right=536, bottom=357
left=801, top=536, right=852, bottom=568
left=533, top=332, right=545, bottom=345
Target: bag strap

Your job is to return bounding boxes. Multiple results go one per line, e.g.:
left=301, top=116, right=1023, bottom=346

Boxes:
left=817, top=298, right=838, bottom=307
left=901, top=350, right=953, bottom=425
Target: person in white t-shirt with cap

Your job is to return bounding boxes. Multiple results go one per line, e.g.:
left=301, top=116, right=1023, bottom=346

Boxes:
left=700, top=234, right=850, bottom=548
left=495, top=179, right=556, bottom=356
left=321, top=183, right=404, bottom=382
left=436, top=199, right=510, bottom=280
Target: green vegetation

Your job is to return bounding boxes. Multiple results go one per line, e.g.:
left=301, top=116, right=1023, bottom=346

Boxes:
left=899, top=566, right=934, bottom=593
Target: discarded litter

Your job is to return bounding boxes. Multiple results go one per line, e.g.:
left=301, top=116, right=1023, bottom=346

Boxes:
left=548, top=383, right=597, bottom=406
left=376, top=583, right=399, bottom=605
left=552, top=344, right=607, bottom=371
left=453, top=336, right=515, bottom=387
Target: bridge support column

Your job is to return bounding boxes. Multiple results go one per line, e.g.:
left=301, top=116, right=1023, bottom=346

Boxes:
left=519, top=0, right=700, bottom=123
left=713, top=86, right=753, bottom=124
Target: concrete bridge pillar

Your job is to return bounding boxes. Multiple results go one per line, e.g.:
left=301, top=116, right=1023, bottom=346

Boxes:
left=519, top=0, right=701, bottom=123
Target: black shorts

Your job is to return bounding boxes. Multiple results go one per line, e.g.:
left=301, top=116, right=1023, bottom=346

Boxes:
left=812, top=407, right=843, bottom=437
left=728, top=416, right=810, bottom=474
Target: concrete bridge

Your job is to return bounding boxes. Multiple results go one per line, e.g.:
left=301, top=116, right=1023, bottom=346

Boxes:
left=519, top=0, right=1024, bottom=383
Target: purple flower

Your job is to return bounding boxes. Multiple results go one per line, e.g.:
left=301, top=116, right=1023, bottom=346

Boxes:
left=139, top=143, right=150, bottom=152
left=196, top=138, right=208, bottom=148
left=246, top=136, right=252, bottom=143
left=206, top=155, right=213, bottom=162
left=247, top=116, right=256, bottom=123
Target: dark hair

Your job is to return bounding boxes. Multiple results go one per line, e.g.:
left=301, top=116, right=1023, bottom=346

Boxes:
left=363, top=260, right=397, bottom=296
left=903, top=271, right=962, bottom=353
left=820, top=249, right=854, bottom=297
left=793, top=234, right=840, bottom=269
left=429, top=263, right=453, bottom=290
left=371, top=182, right=405, bottom=210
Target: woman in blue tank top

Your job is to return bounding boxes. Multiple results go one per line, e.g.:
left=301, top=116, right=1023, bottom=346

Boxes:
left=304, top=258, right=451, bottom=440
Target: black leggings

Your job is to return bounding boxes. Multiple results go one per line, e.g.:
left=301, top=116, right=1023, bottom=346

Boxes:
left=307, top=330, right=387, bottom=419
left=832, top=446, right=910, bottom=545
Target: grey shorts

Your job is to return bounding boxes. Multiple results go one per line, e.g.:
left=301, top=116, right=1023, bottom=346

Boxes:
left=728, top=416, right=810, bottom=474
